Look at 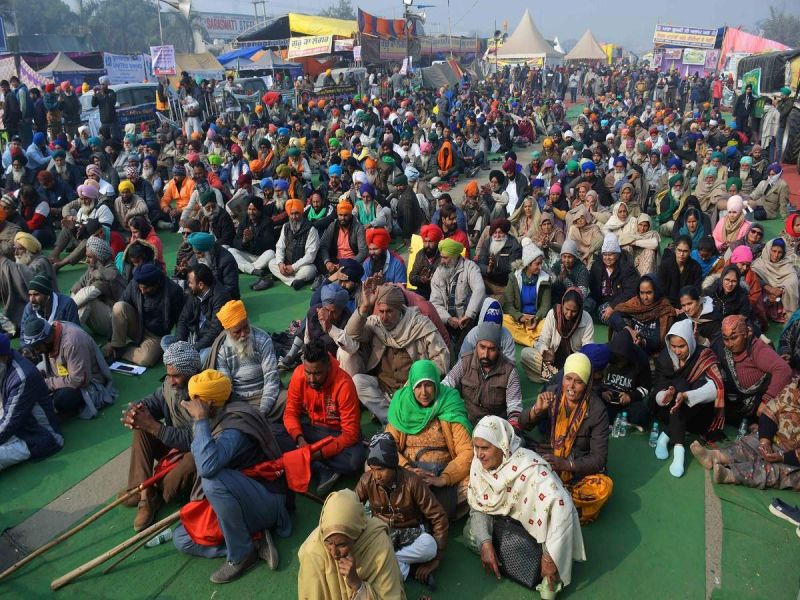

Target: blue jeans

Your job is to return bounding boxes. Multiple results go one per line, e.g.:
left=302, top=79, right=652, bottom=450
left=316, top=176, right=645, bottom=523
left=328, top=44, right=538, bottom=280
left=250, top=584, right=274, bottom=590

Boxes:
left=173, top=468, right=291, bottom=563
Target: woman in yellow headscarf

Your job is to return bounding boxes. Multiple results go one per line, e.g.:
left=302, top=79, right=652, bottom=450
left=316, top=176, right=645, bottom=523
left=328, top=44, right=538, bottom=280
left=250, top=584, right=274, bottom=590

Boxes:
left=519, top=352, right=613, bottom=524
left=297, top=489, right=406, bottom=600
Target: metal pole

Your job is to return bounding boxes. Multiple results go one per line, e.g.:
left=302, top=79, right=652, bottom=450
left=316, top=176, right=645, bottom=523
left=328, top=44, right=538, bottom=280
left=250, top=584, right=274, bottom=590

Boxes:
left=156, top=0, right=164, bottom=45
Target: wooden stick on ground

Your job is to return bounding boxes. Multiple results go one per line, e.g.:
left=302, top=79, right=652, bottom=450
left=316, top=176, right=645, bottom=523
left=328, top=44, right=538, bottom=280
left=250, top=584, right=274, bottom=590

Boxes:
left=0, top=489, right=139, bottom=582
left=0, top=457, right=182, bottom=582
left=101, top=519, right=175, bottom=575
left=51, top=511, right=180, bottom=591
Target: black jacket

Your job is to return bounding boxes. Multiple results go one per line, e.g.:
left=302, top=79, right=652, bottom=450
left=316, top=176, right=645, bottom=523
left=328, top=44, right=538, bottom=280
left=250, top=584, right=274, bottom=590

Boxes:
left=121, top=275, right=184, bottom=344
left=3, top=90, right=21, bottom=128
left=92, top=89, right=118, bottom=124
left=189, top=243, right=240, bottom=300
left=233, top=215, right=275, bottom=256
left=477, top=235, right=522, bottom=287
left=589, top=251, right=639, bottom=308
left=175, top=283, right=231, bottom=352
left=657, top=250, right=702, bottom=308
left=206, top=210, right=236, bottom=247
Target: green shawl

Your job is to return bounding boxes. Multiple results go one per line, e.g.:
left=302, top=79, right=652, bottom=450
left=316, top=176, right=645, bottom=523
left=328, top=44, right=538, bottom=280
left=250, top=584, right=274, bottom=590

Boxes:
left=388, top=360, right=473, bottom=435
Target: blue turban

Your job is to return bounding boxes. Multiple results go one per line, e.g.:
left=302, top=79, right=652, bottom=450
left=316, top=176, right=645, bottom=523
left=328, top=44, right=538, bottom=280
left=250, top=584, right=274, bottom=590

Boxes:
left=187, top=232, right=215, bottom=251
left=667, top=157, right=682, bottom=170
left=33, top=132, right=46, bottom=146
left=277, top=127, right=290, bottom=136
left=320, top=283, right=349, bottom=309
left=274, top=179, right=289, bottom=191
left=133, top=263, right=163, bottom=286
left=580, top=343, right=610, bottom=371
left=359, top=182, right=375, bottom=198
left=0, top=332, right=11, bottom=357
left=582, top=161, right=596, bottom=173
left=404, top=166, right=420, bottom=181
left=532, top=178, right=544, bottom=188
left=328, top=165, right=343, bottom=177
left=87, top=136, right=102, bottom=146
left=259, top=177, right=273, bottom=189
left=173, top=164, right=186, bottom=176
left=338, top=258, right=364, bottom=282
left=614, top=155, right=628, bottom=168
left=726, top=146, right=738, bottom=157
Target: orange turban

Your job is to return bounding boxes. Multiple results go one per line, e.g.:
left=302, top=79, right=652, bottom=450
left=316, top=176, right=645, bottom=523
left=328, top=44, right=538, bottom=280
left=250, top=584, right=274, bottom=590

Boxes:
left=249, top=159, right=262, bottom=173
left=337, top=200, right=353, bottom=215
left=340, top=149, right=351, bottom=160
left=420, top=224, right=444, bottom=243
left=217, top=299, right=248, bottom=329
left=366, top=227, right=390, bottom=250
left=285, top=199, right=304, bottom=214
left=188, top=369, right=232, bottom=407
left=464, top=180, right=479, bottom=197
left=190, top=131, right=203, bottom=141
left=364, top=158, right=377, bottom=169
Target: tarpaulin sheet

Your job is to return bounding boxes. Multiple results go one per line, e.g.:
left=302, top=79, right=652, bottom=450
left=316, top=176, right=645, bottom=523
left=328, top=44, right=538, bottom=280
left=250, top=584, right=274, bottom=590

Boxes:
left=720, top=27, right=789, bottom=68
left=288, top=13, right=355, bottom=38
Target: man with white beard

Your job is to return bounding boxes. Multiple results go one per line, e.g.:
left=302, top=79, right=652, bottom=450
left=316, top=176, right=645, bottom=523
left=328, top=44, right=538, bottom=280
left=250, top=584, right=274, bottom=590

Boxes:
left=429, top=238, right=486, bottom=353
left=207, top=300, right=283, bottom=421
left=604, top=155, right=630, bottom=198
left=49, top=148, right=81, bottom=190
left=264, top=199, right=319, bottom=291
left=0, top=232, right=58, bottom=334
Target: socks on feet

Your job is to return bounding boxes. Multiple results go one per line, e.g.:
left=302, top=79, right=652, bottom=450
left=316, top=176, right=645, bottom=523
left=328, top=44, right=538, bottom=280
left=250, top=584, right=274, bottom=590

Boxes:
left=655, top=431, right=670, bottom=460
left=670, top=444, right=686, bottom=478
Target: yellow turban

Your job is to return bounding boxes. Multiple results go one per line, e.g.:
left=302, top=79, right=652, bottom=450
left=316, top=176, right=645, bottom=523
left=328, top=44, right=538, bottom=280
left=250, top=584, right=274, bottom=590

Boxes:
left=14, top=232, right=41, bottom=254
left=564, top=353, right=592, bottom=384
left=216, top=299, right=248, bottom=329
left=438, top=238, right=464, bottom=258
left=188, top=369, right=232, bottom=406
left=285, top=199, right=304, bottom=214
left=118, top=180, right=135, bottom=194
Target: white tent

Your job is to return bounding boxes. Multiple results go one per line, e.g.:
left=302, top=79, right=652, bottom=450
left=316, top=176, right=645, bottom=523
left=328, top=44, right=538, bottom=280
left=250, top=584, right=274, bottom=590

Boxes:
left=495, top=9, right=562, bottom=65
left=553, top=37, right=565, bottom=54
left=564, top=29, right=607, bottom=62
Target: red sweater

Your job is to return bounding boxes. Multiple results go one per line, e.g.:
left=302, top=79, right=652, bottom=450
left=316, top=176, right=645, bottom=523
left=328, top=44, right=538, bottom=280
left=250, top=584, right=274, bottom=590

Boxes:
left=283, top=357, right=361, bottom=459
left=730, top=338, right=793, bottom=404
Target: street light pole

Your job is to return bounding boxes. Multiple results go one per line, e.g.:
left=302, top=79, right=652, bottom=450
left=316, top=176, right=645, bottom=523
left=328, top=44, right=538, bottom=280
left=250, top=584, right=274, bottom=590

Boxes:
left=403, top=0, right=413, bottom=74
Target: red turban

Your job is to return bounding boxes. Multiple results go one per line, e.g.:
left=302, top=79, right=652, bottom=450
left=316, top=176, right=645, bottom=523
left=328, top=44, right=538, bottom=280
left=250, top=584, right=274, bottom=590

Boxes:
left=420, top=224, right=444, bottom=243
left=366, top=227, right=390, bottom=250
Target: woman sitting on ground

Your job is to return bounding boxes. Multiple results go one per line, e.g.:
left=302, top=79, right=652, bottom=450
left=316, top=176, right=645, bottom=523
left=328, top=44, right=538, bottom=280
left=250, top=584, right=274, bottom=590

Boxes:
left=619, top=213, right=660, bottom=276
left=711, top=195, right=751, bottom=253
left=601, top=201, right=636, bottom=238
left=704, top=265, right=753, bottom=321
left=752, top=238, right=800, bottom=324
left=386, top=359, right=474, bottom=520
left=691, top=235, right=725, bottom=284
left=521, top=288, right=594, bottom=383
left=730, top=221, right=765, bottom=260
left=466, top=415, right=585, bottom=598
left=520, top=353, right=612, bottom=524
left=691, top=377, right=800, bottom=490
left=675, top=285, right=722, bottom=347
left=778, top=310, right=800, bottom=374
left=712, top=315, right=792, bottom=425
left=530, top=210, right=565, bottom=271
left=608, top=274, right=675, bottom=355
left=510, top=196, right=541, bottom=241
left=728, top=245, right=768, bottom=331
left=658, top=235, right=702, bottom=308
left=566, top=205, right=603, bottom=267
left=502, top=240, right=552, bottom=346
left=297, top=489, right=406, bottom=600
left=673, top=196, right=711, bottom=245
left=780, top=212, right=800, bottom=272
left=652, top=320, right=726, bottom=478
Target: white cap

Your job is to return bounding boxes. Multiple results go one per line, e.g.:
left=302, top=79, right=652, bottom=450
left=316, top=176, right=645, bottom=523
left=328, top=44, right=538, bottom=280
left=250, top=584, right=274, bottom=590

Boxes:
left=709, top=119, right=718, bottom=127
left=605, top=133, right=615, bottom=140
left=564, top=130, right=574, bottom=139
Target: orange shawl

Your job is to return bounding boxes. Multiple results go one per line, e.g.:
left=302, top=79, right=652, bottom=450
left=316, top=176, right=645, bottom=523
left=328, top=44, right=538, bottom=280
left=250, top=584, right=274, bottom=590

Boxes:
left=437, top=140, right=454, bottom=171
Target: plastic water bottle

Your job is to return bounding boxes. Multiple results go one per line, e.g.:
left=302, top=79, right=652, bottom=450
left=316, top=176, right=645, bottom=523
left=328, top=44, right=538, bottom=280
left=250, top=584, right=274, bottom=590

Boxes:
left=145, top=528, right=173, bottom=548
left=610, top=414, right=621, bottom=438
left=619, top=412, right=629, bottom=438
left=648, top=422, right=660, bottom=448
left=736, top=419, right=748, bottom=442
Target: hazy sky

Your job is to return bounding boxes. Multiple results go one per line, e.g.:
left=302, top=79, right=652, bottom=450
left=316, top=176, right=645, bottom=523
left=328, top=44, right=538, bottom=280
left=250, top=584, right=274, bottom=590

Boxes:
left=192, top=0, right=796, bottom=52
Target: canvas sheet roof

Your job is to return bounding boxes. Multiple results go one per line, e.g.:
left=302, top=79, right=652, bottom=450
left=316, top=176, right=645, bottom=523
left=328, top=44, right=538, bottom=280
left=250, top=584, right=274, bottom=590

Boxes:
left=496, top=10, right=560, bottom=60
left=287, top=13, right=356, bottom=37
left=39, top=52, right=102, bottom=76
left=238, top=51, right=302, bottom=72
left=418, top=63, right=459, bottom=89
left=565, top=29, right=607, bottom=61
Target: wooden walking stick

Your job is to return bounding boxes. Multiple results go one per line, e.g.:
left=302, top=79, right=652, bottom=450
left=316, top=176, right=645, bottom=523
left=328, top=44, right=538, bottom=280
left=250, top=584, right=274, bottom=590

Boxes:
left=51, top=511, right=180, bottom=591
left=101, top=518, right=175, bottom=575
left=0, top=455, right=183, bottom=582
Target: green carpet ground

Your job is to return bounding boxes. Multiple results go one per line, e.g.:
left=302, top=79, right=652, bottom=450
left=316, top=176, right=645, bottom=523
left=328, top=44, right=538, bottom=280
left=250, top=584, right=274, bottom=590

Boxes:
left=2, top=103, right=799, bottom=597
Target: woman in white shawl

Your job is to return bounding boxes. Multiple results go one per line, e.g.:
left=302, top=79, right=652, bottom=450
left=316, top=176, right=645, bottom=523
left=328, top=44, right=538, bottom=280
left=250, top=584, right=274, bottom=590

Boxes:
left=620, top=213, right=661, bottom=275
left=601, top=199, right=636, bottom=238
left=752, top=238, right=799, bottom=324
left=466, top=416, right=585, bottom=597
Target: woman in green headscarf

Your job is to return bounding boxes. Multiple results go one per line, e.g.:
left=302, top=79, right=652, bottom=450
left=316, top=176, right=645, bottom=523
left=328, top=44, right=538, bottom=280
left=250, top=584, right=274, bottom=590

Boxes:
left=386, top=359, right=474, bottom=519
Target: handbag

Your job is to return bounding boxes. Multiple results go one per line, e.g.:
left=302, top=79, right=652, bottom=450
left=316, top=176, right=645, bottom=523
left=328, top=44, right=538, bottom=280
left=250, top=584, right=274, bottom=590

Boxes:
left=491, top=516, right=543, bottom=589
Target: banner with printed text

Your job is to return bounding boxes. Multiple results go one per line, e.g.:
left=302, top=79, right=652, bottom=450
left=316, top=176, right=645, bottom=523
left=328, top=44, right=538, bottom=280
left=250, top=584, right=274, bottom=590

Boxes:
left=287, top=35, right=333, bottom=59
left=379, top=38, right=407, bottom=61
left=653, top=24, right=718, bottom=49
left=103, top=53, right=147, bottom=84
left=150, top=45, right=176, bottom=76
